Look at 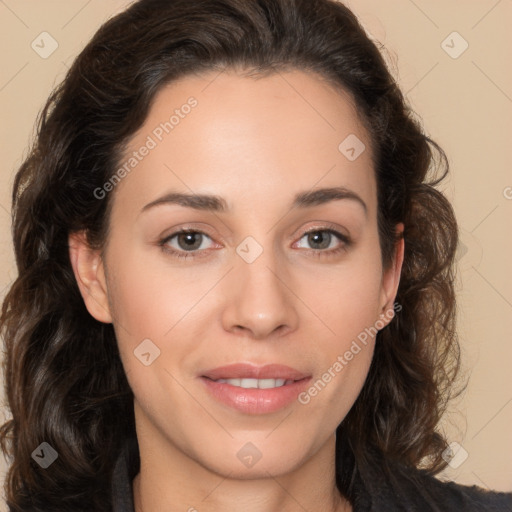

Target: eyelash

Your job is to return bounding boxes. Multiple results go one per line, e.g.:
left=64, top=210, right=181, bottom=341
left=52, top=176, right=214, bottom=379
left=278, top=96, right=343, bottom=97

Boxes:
left=158, top=225, right=351, bottom=261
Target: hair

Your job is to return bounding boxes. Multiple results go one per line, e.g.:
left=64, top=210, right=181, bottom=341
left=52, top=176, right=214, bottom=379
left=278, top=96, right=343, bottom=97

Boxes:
left=0, top=0, right=462, bottom=510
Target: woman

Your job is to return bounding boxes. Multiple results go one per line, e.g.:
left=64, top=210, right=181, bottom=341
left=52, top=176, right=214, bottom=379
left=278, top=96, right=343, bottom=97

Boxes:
left=1, top=0, right=510, bottom=510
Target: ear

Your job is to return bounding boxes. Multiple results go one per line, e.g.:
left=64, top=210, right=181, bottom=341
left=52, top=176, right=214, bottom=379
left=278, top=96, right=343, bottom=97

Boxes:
left=68, top=231, right=112, bottom=324
left=378, top=223, right=405, bottom=324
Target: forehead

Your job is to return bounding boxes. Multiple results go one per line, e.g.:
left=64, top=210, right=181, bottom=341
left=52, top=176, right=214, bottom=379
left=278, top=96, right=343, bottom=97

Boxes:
left=111, top=68, right=376, bottom=218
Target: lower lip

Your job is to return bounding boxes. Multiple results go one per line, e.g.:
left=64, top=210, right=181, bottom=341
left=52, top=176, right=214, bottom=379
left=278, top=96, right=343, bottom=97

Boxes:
left=200, top=377, right=311, bottom=414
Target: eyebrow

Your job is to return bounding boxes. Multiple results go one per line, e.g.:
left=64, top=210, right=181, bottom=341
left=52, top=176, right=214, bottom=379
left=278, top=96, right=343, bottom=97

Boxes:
left=140, top=186, right=367, bottom=216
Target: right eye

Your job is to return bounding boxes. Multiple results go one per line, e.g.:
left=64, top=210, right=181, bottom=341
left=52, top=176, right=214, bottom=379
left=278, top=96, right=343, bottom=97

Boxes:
left=159, top=229, right=217, bottom=260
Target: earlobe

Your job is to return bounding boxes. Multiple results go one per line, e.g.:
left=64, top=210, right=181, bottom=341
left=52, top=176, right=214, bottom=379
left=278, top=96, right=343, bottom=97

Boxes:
left=379, top=223, right=405, bottom=322
left=68, top=231, right=113, bottom=324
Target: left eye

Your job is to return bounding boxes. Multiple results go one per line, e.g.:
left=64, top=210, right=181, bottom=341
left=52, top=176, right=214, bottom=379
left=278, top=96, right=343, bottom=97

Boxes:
left=295, top=229, right=347, bottom=251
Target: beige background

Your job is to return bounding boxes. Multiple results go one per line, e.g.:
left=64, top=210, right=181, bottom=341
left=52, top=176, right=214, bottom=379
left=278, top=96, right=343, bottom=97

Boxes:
left=0, top=0, right=511, bottom=507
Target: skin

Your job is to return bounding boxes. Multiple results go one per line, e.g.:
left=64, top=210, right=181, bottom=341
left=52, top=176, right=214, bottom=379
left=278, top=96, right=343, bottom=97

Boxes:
left=69, top=69, right=404, bottom=512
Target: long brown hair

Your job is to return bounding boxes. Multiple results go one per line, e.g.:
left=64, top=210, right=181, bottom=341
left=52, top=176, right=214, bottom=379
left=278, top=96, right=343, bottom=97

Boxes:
left=1, top=0, right=461, bottom=510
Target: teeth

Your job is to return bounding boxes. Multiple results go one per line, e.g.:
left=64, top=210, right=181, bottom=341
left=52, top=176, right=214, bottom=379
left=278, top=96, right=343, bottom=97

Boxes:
left=215, top=378, right=290, bottom=389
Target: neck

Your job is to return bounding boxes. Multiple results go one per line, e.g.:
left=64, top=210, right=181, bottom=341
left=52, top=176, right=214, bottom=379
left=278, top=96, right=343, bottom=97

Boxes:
left=132, top=422, right=351, bottom=512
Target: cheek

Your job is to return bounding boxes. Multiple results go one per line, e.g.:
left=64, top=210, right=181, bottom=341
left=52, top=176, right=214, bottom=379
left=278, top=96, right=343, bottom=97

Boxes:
left=106, top=247, right=211, bottom=338
left=302, top=249, right=384, bottom=341
left=106, top=256, right=203, bottom=414
left=295, top=242, right=383, bottom=411
left=105, top=248, right=224, bottom=392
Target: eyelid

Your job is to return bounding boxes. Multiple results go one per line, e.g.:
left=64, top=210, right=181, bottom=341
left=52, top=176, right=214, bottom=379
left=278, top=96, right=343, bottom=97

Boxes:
left=158, top=224, right=218, bottom=245
left=296, top=222, right=349, bottom=240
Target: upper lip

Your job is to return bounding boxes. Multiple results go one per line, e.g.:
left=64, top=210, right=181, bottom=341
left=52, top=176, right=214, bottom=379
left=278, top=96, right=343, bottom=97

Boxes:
left=201, top=363, right=309, bottom=381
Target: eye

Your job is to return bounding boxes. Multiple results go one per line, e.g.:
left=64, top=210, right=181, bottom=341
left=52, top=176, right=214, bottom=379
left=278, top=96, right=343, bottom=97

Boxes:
left=294, top=227, right=350, bottom=257
left=159, top=229, right=215, bottom=259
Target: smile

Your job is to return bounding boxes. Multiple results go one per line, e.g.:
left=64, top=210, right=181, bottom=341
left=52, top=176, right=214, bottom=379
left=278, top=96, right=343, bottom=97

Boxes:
left=212, top=378, right=295, bottom=389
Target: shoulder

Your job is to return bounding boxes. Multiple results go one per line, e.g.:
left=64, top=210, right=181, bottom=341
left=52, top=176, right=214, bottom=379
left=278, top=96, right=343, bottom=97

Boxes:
left=377, top=464, right=512, bottom=511
left=354, top=457, right=512, bottom=511
left=415, top=471, right=512, bottom=511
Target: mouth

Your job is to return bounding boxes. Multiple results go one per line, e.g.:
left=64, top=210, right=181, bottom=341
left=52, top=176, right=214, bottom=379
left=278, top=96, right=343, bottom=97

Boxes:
left=199, top=363, right=311, bottom=414
left=204, top=377, right=297, bottom=389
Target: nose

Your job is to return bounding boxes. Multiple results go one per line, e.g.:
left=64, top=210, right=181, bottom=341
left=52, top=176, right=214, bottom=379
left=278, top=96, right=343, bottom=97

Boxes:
left=220, top=250, right=299, bottom=340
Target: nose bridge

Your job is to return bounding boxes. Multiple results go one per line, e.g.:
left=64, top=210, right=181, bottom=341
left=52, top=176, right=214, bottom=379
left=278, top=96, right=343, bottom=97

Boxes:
left=221, top=235, right=299, bottom=339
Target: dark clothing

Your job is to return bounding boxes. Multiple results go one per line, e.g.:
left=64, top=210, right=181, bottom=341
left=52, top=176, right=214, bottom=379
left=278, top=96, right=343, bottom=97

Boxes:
left=111, top=437, right=512, bottom=511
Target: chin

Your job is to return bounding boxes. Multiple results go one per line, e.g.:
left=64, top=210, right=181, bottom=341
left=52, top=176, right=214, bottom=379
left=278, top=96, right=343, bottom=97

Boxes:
left=192, top=439, right=310, bottom=480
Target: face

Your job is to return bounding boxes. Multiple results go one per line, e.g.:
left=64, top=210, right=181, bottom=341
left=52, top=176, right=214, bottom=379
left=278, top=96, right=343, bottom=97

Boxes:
left=70, top=69, right=403, bottom=479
